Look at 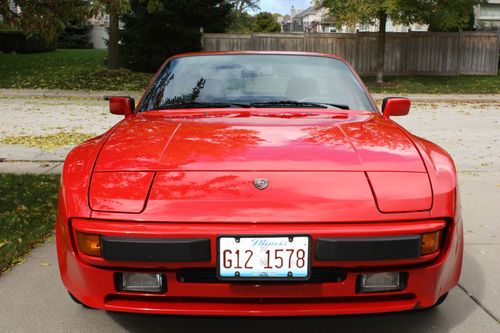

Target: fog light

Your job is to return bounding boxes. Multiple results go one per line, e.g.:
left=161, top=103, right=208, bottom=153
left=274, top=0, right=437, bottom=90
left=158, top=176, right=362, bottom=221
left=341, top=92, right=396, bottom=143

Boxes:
left=358, top=272, right=405, bottom=293
left=76, top=231, right=101, bottom=257
left=119, top=272, right=165, bottom=293
left=421, top=231, right=441, bottom=255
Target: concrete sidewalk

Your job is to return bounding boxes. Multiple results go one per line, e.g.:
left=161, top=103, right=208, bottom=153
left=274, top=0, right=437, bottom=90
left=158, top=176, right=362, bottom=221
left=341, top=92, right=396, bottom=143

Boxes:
left=0, top=161, right=63, bottom=174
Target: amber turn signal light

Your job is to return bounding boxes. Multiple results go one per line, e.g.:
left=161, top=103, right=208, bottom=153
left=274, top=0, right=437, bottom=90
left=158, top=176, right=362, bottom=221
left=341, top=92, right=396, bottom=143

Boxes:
left=76, top=231, right=101, bottom=257
left=421, top=231, right=441, bottom=255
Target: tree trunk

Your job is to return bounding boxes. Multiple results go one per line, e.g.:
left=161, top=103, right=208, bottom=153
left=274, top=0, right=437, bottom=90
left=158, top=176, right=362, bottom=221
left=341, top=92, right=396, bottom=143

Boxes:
left=108, top=11, right=120, bottom=69
left=376, top=12, right=387, bottom=84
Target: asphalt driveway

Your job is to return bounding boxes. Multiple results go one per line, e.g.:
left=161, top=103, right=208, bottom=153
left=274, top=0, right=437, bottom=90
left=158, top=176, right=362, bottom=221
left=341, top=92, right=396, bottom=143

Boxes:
left=0, top=90, right=498, bottom=332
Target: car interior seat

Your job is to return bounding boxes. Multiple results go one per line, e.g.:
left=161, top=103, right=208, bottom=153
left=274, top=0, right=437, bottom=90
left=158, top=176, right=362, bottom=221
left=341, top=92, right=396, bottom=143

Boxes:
left=285, top=77, right=320, bottom=101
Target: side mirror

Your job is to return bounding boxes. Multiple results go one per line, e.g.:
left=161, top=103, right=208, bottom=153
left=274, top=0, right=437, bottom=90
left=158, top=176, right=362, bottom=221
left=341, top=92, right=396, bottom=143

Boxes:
left=109, top=96, right=135, bottom=116
left=381, top=97, right=411, bottom=118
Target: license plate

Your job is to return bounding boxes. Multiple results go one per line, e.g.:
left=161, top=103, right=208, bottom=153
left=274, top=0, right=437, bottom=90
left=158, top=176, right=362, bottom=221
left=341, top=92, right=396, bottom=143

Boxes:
left=217, top=235, right=311, bottom=281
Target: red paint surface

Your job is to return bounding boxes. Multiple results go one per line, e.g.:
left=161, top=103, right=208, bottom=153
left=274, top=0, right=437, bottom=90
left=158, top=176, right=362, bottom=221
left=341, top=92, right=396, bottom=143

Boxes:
left=367, top=172, right=433, bottom=213
left=89, top=172, right=154, bottom=213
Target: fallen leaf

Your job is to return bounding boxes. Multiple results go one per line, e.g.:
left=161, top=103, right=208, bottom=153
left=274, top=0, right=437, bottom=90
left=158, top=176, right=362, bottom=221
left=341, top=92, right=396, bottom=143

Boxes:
left=0, top=132, right=97, bottom=151
left=12, top=257, right=25, bottom=265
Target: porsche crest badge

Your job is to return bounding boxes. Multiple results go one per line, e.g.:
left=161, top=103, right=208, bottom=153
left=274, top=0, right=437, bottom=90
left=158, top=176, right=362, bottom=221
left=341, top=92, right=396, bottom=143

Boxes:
left=253, top=178, right=269, bottom=190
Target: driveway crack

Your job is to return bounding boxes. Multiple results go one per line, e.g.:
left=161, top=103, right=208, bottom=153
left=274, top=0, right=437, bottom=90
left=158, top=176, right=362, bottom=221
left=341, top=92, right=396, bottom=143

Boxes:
left=458, top=283, right=500, bottom=323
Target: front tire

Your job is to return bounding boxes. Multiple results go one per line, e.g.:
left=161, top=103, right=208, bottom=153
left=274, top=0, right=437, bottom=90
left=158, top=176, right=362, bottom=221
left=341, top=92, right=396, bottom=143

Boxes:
left=68, top=291, right=94, bottom=309
left=433, top=292, right=449, bottom=307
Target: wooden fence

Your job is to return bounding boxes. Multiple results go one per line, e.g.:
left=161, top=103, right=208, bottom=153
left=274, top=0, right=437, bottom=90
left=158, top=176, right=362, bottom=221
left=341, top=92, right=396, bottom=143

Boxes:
left=202, top=32, right=500, bottom=76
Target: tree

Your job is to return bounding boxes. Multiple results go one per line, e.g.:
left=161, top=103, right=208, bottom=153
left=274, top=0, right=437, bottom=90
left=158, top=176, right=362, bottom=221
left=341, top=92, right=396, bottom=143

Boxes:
left=58, top=22, right=93, bottom=49
left=0, top=0, right=88, bottom=41
left=226, top=1, right=261, bottom=33
left=91, top=1, right=127, bottom=69
left=0, top=0, right=136, bottom=67
left=255, top=12, right=281, bottom=32
left=227, top=11, right=257, bottom=33
left=227, top=11, right=283, bottom=33
left=89, top=1, right=165, bottom=69
left=121, top=0, right=231, bottom=72
left=323, top=0, right=484, bottom=83
left=228, top=0, right=260, bottom=13
left=423, top=0, right=479, bottom=32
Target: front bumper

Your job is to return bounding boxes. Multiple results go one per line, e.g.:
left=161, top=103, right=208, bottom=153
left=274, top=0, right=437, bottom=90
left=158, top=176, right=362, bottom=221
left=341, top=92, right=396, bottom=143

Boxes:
left=56, top=219, right=463, bottom=316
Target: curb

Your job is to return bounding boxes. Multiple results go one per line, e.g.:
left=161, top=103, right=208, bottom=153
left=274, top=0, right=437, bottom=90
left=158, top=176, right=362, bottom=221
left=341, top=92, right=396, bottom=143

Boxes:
left=371, top=94, right=500, bottom=103
left=1, top=89, right=499, bottom=103
left=0, top=89, right=142, bottom=100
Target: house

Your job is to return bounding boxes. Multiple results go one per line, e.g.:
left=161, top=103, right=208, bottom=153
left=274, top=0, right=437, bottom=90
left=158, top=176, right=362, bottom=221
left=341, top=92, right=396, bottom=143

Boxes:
left=89, top=13, right=114, bottom=49
left=475, top=0, right=500, bottom=29
left=282, top=3, right=336, bottom=33
left=281, top=1, right=428, bottom=34
left=0, top=0, right=20, bottom=25
left=299, top=5, right=337, bottom=32
left=352, top=19, right=427, bottom=33
left=8, top=0, right=18, bottom=14
left=282, top=6, right=304, bottom=33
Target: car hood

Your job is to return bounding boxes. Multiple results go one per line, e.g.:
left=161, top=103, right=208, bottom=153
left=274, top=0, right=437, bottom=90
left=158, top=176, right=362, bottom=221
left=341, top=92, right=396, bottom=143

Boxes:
left=94, top=110, right=426, bottom=172
left=89, top=111, right=432, bottom=220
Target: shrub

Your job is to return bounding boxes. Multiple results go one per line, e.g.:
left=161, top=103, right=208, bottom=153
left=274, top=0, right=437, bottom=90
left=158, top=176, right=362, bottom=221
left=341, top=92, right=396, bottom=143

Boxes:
left=58, top=22, right=93, bottom=49
left=255, top=12, right=282, bottom=33
left=0, top=31, right=57, bottom=53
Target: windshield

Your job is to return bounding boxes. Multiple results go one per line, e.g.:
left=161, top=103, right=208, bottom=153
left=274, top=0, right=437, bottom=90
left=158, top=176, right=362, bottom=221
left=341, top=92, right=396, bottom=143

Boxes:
left=138, top=54, right=376, bottom=112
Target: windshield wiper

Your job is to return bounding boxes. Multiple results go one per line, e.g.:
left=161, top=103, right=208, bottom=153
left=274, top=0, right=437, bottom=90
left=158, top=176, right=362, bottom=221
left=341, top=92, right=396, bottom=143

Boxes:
left=250, top=100, right=350, bottom=110
left=150, top=101, right=251, bottom=110
left=148, top=100, right=349, bottom=111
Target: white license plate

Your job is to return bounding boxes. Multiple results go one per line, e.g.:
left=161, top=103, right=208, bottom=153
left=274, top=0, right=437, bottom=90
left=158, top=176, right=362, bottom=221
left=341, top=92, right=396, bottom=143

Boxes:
left=217, top=235, right=311, bottom=280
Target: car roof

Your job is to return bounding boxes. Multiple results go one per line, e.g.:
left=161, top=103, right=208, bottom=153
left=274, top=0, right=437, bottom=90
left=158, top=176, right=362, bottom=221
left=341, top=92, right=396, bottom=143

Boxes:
left=167, top=51, right=345, bottom=63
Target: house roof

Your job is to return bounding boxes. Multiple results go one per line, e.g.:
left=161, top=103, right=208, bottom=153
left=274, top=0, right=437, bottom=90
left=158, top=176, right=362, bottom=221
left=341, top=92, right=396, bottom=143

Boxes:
left=295, top=6, right=318, bottom=18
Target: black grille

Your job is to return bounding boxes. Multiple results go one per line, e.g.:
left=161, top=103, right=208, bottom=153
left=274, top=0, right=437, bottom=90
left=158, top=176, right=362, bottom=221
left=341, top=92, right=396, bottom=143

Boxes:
left=102, top=237, right=211, bottom=262
left=316, top=235, right=421, bottom=261
left=176, top=268, right=346, bottom=283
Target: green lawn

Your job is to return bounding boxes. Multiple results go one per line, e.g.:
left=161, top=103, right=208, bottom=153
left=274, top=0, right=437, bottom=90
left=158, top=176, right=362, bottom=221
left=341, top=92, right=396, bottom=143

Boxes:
left=0, top=49, right=152, bottom=91
left=0, top=49, right=498, bottom=93
left=363, top=75, right=500, bottom=94
left=0, top=174, right=60, bottom=273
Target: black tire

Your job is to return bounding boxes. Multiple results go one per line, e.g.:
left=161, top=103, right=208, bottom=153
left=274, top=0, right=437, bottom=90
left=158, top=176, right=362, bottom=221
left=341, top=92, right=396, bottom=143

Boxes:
left=68, top=291, right=94, bottom=309
left=433, top=292, right=449, bottom=307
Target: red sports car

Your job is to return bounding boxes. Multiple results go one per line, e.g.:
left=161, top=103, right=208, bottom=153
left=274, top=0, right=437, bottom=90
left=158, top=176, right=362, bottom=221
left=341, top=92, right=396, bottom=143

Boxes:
left=56, top=51, right=463, bottom=316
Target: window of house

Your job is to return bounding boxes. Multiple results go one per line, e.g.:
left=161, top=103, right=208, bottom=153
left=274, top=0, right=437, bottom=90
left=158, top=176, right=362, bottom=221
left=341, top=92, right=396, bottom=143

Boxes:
left=480, top=5, right=500, bottom=19
left=358, top=24, right=371, bottom=32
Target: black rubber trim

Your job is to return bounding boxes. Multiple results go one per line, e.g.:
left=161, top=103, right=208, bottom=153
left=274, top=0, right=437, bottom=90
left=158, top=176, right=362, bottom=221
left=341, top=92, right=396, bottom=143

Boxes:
left=102, top=237, right=211, bottom=262
left=177, top=267, right=346, bottom=284
left=316, top=235, right=421, bottom=261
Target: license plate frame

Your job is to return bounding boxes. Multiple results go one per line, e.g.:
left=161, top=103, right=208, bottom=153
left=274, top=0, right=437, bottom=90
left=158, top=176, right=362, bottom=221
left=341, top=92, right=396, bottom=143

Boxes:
left=216, top=234, right=312, bottom=282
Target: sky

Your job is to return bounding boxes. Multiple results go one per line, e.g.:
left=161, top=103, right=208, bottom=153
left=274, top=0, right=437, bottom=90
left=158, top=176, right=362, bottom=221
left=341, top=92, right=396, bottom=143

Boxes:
left=255, top=0, right=312, bottom=15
